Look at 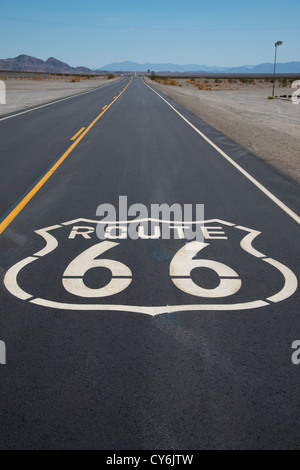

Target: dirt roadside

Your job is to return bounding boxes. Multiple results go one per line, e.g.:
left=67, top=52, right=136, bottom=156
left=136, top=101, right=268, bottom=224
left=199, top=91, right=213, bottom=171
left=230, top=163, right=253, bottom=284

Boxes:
left=0, top=75, right=121, bottom=117
left=145, top=77, right=300, bottom=184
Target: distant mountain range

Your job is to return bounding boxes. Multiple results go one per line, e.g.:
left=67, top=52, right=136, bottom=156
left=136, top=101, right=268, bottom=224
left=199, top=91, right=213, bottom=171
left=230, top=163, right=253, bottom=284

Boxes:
left=98, top=60, right=300, bottom=73
left=0, top=55, right=94, bottom=74
left=1, top=55, right=299, bottom=74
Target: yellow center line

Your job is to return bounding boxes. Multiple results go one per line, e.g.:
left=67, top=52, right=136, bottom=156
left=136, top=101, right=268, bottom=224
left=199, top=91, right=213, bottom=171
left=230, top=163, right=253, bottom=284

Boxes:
left=102, top=105, right=107, bottom=110
left=71, top=127, right=85, bottom=141
left=0, top=76, right=133, bottom=236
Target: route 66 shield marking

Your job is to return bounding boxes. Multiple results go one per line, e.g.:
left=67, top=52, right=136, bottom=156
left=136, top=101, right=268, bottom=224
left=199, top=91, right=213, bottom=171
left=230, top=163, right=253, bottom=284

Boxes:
left=3, top=218, right=298, bottom=316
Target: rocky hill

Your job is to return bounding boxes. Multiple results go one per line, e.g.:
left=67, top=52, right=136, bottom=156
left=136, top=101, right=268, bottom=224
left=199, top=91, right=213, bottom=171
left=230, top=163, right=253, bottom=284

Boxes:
left=0, top=55, right=94, bottom=74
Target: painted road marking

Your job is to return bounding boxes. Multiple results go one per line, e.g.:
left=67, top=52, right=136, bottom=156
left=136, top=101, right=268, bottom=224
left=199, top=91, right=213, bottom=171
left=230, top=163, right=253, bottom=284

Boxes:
left=170, top=241, right=242, bottom=299
left=144, top=80, right=300, bottom=225
left=4, top=218, right=297, bottom=315
left=71, top=127, right=85, bottom=141
left=0, top=78, right=124, bottom=122
left=102, top=105, right=108, bottom=110
left=62, top=241, right=132, bottom=298
left=0, top=77, right=133, bottom=236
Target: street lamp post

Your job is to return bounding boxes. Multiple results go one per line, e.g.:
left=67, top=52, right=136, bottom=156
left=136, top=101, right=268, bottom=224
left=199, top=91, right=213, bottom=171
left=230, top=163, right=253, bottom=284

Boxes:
left=272, top=41, right=283, bottom=97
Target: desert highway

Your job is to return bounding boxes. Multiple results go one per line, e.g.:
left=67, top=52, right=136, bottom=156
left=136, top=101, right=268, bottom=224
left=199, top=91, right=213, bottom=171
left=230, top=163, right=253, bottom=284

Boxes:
left=0, top=75, right=300, bottom=450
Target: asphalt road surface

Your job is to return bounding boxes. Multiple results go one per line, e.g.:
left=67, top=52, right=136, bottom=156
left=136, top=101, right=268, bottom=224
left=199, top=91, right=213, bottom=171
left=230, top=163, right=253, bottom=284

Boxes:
left=0, top=76, right=300, bottom=450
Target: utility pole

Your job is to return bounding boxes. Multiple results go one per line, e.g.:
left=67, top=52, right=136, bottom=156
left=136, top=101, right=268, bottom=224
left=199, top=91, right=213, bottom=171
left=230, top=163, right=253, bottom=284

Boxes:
left=272, top=41, right=283, bottom=97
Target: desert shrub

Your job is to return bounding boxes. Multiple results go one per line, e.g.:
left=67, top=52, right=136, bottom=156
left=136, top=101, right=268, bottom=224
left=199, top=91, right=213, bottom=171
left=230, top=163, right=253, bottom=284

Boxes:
left=188, top=79, right=212, bottom=90
left=152, top=77, right=178, bottom=86
left=280, top=77, right=290, bottom=87
left=196, top=83, right=212, bottom=90
left=163, top=78, right=178, bottom=86
left=239, top=78, right=255, bottom=84
left=107, top=73, right=115, bottom=79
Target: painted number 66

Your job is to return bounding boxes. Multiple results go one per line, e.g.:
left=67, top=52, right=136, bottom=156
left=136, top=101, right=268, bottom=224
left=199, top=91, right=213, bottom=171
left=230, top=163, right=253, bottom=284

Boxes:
left=62, top=241, right=241, bottom=299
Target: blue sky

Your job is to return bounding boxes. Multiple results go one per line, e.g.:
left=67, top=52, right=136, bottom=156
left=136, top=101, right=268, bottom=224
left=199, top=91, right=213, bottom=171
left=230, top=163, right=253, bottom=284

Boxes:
left=0, top=0, right=299, bottom=68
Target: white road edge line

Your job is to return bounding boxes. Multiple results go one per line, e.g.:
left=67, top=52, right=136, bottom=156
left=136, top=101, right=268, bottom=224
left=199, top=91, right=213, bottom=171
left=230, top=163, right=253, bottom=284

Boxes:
left=0, top=78, right=123, bottom=122
left=143, top=79, right=300, bottom=225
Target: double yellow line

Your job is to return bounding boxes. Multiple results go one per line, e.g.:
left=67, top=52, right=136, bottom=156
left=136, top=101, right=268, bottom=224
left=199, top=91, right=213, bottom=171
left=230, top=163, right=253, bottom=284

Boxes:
left=0, top=76, right=133, bottom=236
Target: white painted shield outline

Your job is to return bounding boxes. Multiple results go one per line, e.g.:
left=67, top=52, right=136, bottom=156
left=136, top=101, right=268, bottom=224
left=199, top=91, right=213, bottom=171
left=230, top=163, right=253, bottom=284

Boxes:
left=4, top=218, right=298, bottom=316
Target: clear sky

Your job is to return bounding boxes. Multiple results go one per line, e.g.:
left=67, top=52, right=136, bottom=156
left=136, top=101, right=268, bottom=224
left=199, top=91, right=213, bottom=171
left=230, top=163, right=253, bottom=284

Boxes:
left=0, top=0, right=299, bottom=68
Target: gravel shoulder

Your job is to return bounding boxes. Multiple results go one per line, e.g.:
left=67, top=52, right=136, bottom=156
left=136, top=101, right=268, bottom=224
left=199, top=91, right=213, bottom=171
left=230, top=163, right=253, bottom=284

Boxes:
left=0, top=76, right=121, bottom=116
left=145, top=77, right=300, bottom=184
